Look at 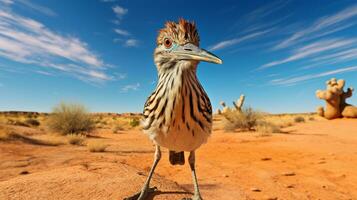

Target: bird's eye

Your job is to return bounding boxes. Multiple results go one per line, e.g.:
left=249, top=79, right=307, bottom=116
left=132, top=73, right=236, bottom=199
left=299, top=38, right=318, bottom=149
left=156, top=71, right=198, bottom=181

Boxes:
left=164, top=38, right=172, bottom=48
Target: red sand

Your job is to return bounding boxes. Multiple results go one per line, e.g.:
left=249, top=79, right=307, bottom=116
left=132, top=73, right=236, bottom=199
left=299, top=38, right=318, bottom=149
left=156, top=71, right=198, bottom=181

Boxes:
left=1, top=119, right=357, bottom=200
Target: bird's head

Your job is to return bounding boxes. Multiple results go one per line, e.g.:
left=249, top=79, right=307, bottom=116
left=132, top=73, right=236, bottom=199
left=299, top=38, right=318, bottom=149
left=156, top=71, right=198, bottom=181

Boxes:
left=154, top=19, right=222, bottom=72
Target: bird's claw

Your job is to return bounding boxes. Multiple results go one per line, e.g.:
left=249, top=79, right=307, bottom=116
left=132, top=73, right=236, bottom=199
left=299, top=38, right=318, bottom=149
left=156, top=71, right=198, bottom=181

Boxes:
left=123, top=186, right=158, bottom=200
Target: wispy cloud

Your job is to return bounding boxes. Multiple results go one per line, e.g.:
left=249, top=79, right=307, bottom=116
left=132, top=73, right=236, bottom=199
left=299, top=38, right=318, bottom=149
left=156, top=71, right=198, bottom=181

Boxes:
left=259, top=38, right=356, bottom=70
left=124, top=39, right=138, bottom=47
left=114, top=28, right=130, bottom=36
left=0, top=0, right=13, bottom=5
left=35, top=70, right=53, bottom=76
left=100, top=0, right=117, bottom=2
left=209, top=29, right=273, bottom=51
left=271, top=65, right=357, bottom=85
left=18, top=0, right=56, bottom=16
left=274, top=4, right=357, bottom=50
left=210, top=1, right=289, bottom=51
left=112, top=5, right=127, bottom=18
left=121, top=83, right=140, bottom=93
left=0, top=10, right=112, bottom=82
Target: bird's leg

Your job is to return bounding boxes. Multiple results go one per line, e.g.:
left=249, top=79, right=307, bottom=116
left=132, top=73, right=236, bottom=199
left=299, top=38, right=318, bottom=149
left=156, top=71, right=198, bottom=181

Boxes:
left=187, top=151, right=203, bottom=200
left=124, top=145, right=161, bottom=200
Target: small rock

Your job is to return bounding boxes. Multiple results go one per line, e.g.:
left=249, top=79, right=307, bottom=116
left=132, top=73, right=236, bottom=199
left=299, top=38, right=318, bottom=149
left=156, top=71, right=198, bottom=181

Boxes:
left=266, top=197, right=278, bottom=200
left=223, top=174, right=229, bottom=178
left=317, top=161, right=326, bottom=164
left=286, top=184, right=294, bottom=188
left=261, top=157, right=272, bottom=161
left=250, top=187, right=261, bottom=192
left=137, top=172, right=145, bottom=176
left=282, top=171, right=295, bottom=176
left=19, top=170, right=29, bottom=175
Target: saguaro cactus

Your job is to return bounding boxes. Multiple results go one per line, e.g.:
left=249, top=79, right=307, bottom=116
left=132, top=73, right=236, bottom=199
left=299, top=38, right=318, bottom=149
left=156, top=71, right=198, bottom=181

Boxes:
left=218, top=94, right=245, bottom=114
left=233, top=94, right=245, bottom=112
left=316, top=78, right=357, bottom=119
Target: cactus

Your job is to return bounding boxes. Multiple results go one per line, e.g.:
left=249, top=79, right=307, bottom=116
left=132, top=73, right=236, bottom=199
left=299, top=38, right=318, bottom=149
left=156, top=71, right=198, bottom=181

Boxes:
left=218, top=94, right=245, bottom=114
left=316, top=78, right=357, bottom=119
left=233, top=94, right=245, bottom=112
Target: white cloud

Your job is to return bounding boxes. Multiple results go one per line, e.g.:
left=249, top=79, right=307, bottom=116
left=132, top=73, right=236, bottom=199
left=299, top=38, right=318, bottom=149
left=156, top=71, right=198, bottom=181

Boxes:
left=16, top=0, right=57, bottom=17
left=274, top=4, right=357, bottom=50
left=115, top=73, right=127, bottom=80
left=124, top=39, right=138, bottom=47
left=112, top=5, right=128, bottom=18
left=0, top=0, right=13, bottom=5
left=35, top=70, right=53, bottom=76
left=270, top=65, right=357, bottom=85
left=259, top=38, right=356, bottom=70
left=0, top=10, right=111, bottom=82
left=114, top=28, right=130, bottom=36
left=209, top=29, right=272, bottom=51
left=121, top=83, right=140, bottom=92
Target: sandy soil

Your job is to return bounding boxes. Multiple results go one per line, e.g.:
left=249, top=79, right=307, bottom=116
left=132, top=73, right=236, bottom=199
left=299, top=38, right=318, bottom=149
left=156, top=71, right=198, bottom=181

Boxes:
left=1, top=119, right=357, bottom=200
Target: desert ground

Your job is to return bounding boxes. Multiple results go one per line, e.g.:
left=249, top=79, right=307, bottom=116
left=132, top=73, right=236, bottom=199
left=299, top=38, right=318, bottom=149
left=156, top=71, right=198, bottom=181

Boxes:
left=1, top=112, right=357, bottom=200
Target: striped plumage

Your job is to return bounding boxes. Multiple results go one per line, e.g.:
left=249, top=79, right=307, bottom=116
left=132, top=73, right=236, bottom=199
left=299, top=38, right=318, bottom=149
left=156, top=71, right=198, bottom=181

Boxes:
left=125, top=19, right=222, bottom=200
left=142, top=57, right=212, bottom=152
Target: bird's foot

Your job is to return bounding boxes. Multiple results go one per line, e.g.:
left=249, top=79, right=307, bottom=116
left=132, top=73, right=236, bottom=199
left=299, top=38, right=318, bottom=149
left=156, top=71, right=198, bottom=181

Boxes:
left=182, top=194, right=203, bottom=200
left=123, top=186, right=157, bottom=200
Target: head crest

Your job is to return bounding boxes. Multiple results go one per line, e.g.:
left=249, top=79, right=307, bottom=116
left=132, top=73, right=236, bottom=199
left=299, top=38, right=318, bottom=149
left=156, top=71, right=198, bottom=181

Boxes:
left=157, top=18, right=200, bottom=46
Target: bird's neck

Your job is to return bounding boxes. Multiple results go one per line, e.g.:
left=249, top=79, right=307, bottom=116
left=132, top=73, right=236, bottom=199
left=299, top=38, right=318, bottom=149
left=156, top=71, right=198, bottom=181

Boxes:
left=157, top=61, right=197, bottom=93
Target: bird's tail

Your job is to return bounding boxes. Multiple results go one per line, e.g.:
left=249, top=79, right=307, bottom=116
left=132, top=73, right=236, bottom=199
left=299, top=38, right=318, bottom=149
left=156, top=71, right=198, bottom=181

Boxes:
left=169, top=151, right=185, bottom=165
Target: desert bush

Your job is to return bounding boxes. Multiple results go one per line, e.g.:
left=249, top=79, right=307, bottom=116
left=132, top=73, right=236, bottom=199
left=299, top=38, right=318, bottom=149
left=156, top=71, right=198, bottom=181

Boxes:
left=25, top=118, right=40, bottom=127
left=308, top=116, right=315, bottom=121
left=222, top=107, right=261, bottom=131
left=294, top=116, right=305, bottom=123
left=113, top=125, right=125, bottom=133
left=67, top=134, right=85, bottom=145
left=48, top=102, right=94, bottom=135
left=87, top=140, right=108, bottom=152
left=255, top=121, right=281, bottom=134
left=129, top=118, right=140, bottom=127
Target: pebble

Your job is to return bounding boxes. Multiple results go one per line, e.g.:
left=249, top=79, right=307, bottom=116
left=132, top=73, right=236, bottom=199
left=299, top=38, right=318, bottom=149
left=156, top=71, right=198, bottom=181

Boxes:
left=286, top=184, right=294, bottom=188
left=261, top=157, right=272, bottom=161
left=282, top=171, right=296, bottom=176
left=250, top=187, right=261, bottom=192
left=19, top=170, right=29, bottom=175
left=266, top=197, right=278, bottom=200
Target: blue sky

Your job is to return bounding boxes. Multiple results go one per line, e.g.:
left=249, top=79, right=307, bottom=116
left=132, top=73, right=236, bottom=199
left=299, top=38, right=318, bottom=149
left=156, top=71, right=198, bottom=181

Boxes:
left=1, top=0, right=357, bottom=113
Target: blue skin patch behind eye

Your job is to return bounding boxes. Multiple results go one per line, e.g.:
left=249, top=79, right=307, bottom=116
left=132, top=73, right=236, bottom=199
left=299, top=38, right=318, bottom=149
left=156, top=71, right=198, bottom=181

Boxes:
left=168, top=43, right=178, bottom=52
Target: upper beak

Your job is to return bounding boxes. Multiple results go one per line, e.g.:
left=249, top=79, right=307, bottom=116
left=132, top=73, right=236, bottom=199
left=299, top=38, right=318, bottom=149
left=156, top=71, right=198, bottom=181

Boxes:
left=172, top=43, right=222, bottom=64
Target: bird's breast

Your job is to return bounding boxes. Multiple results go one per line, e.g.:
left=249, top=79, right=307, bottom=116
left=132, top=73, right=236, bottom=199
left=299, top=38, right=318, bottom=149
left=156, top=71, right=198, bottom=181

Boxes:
left=142, top=68, right=212, bottom=151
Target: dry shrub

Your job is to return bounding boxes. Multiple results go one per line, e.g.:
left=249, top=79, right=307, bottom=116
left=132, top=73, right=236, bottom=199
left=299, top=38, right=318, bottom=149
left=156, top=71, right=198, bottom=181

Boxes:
left=87, top=140, right=108, bottom=152
left=67, top=134, right=86, bottom=145
left=25, top=118, right=40, bottom=127
left=222, top=107, right=261, bottom=131
left=48, top=102, right=94, bottom=135
left=294, top=116, right=305, bottom=123
left=113, top=124, right=125, bottom=133
left=255, top=121, right=281, bottom=134
left=129, top=118, right=140, bottom=127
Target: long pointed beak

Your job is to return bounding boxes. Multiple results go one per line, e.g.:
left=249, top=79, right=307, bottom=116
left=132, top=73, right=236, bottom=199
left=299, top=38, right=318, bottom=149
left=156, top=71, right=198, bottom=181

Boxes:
left=172, top=43, right=222, bottom=64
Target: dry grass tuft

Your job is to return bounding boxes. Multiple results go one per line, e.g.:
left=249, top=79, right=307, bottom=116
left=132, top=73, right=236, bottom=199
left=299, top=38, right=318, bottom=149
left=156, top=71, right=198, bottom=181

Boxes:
left=294, top=116, right=306, bottom=123
left=25, top=118, right=40, bottom=127
left=67, top=134, right=86, bottom=145
left=87, top=140, right=108, bottom=152
left=256, top=121, right=281, bottom=134
left=222, top=107, right=261, bottom=132
left=48, top=102, right=94, bottom=135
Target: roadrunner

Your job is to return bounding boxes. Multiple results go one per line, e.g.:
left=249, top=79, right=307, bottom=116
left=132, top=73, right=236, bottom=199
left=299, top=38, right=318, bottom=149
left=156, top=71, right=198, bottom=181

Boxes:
left=125, top=19, right=222, bottom=200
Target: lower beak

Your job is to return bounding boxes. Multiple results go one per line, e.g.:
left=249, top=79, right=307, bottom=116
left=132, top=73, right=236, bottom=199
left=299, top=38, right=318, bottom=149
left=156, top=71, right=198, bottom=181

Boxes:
left=172, top=43, right=222, bottom=64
